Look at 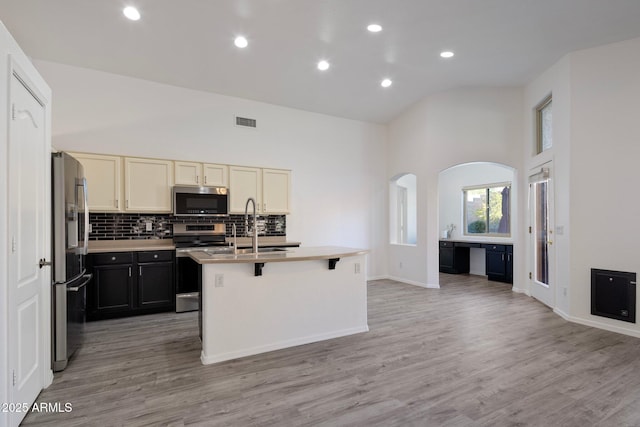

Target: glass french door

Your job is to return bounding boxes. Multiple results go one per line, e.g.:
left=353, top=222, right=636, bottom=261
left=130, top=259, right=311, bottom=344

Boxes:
left=529, top=163, right=554, bottom=308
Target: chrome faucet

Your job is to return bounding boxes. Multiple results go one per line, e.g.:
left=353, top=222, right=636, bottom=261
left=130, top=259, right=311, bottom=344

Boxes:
left=244, top=197, right=258, bottom=253
left=231, top=223, right=238, bottom=255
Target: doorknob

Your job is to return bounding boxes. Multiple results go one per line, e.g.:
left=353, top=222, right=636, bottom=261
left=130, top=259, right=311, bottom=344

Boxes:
left=39, top=258, right=52, bottom=269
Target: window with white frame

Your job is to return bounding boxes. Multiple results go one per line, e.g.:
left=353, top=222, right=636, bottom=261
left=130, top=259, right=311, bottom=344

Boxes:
left=536, top=95, right=552, bottom=154
left=463, top=183, right=511, bottom=236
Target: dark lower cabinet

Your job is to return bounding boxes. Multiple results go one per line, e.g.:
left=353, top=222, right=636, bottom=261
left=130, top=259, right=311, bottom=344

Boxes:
left=439, top=240, right=513, bottom=284
left=483, top=244, right=513, bottom=284
left=506, top=246, right=513, bottom=284
left=439, top=241, right=470, bottom=274
left=88, top=250, right=175, bottom=320
left=92, top=264, right=134, bottom=315
left=138, top=262, right=174, bottom=309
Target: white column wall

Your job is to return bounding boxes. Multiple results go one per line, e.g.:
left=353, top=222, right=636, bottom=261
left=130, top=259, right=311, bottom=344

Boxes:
left=522, top=55, right=572, bottom=315
left=567, top=37, right=640, bottom=336
left=387, top=87, right=524, bottom=287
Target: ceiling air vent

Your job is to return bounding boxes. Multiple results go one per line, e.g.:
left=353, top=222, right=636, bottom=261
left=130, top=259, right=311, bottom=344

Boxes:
left=235, top=116, right=257, bottom=129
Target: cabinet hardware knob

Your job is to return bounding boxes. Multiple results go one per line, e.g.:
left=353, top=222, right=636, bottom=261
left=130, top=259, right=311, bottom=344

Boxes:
left=139, top=266, right=142, bottom=276
left=112, top=256, right=116, bottom=261
left=128, top=266, right=132, bottom=277
left=154, top=254, right=158, bottom=258
left=116, top=200, right=119, bottom=209
left=204, top=176, right=207, bottom=184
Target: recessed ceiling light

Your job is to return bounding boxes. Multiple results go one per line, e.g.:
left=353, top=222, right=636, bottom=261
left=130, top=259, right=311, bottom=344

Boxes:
left=381, top=78, right=392, bottom=88
left=123, top=6, right=140, bottom=21
left=234, top=36, right=248, bottom=49
left=440, top=51, right=455, bottom=58
left=317, top=60, right=330, bottom=71
left=367, top=24, right=382, bottom=33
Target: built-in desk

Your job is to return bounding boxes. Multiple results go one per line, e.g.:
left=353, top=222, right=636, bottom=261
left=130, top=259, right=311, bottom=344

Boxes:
left=439, top=240, right=513, bottom=284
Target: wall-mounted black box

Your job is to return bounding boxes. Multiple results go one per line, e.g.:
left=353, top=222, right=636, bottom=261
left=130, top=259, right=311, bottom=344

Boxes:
left=591, top=268, right=636, bottom=323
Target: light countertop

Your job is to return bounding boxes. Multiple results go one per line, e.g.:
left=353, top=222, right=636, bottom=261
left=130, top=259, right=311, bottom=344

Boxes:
left=189, top=246, right=368, bottom=264
left=88, top=237, right=301, bottom=253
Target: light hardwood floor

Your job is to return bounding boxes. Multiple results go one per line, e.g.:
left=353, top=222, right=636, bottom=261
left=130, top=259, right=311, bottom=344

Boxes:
left=23, top=275, right=640, bottom=426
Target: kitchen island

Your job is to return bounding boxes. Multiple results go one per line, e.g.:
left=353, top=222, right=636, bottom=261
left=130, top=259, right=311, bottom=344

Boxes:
left=188, top=246, right=369, bottom=365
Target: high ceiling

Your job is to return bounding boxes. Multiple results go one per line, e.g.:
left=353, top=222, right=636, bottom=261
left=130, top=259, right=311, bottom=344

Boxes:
left=2, top=0, right=640, bottom=123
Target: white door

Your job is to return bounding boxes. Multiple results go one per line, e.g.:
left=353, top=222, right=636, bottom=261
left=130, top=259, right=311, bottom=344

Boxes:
left=8, top=73, right=48, bottom=425
left=529, top=163, right=555, bottom=308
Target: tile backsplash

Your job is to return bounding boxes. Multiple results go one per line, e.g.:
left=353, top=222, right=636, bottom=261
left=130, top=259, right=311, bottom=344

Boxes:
left=89, top=213, right=286, bottom=240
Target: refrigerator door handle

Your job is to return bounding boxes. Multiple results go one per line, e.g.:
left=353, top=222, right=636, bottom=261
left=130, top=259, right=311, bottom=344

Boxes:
left=82, top=177, right=89, bottom=255
left=67, top=273, right=92, bottom=292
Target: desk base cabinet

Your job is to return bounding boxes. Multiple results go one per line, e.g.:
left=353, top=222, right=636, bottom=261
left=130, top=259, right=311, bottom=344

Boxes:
left=439, top=241, right=513, bottom=284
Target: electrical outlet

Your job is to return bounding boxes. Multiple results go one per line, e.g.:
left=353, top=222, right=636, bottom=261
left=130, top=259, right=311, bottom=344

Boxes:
left=215, top=274, right=224, bottom=288
left=145, top=221, right=153, bottom=232
left=354, top=263, right=361, bottom=274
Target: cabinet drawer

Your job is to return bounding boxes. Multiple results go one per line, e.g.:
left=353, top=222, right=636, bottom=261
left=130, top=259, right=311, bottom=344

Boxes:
left=92, top=252, right=133, bottom=265
left=482, top=244, right=506, bottom=252
left=138, top=250, right=173, bottom=263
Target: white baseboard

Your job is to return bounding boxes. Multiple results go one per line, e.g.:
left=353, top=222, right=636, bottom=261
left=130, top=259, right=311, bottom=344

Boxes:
left=553, top=307, right=570, bottom=320
left=386, top=275, right=439, bottom=289
left=201, top=325, right=369, bottom=365
left=366, top=275, right=388, bottom=281
left=565, top=315, right=640, bottom=339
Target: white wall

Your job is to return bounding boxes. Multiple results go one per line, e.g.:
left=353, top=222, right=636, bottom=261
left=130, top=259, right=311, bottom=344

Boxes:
left=523, top=55, right=571, bottom=312
left=387, top=87, right=524, bottom=287
left=34, top=60, right=389, bottom=278
left=438, top=162, right=515, bottom=275
left=567, top=37, right=640, bottom=336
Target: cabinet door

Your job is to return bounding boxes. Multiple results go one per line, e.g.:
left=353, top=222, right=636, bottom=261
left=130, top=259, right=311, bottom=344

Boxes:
left=229, top=166, right=261, bottom=213
left=506, top=246, right=513, bottom=284
left=124, top=157, right=174, bottom=212
left=174, top=161, right=202, bottom=186
left=138, top=262, right=174, bottom=309
left=203, top=163, right=228, bottom=187
left=89, top=264, right=134, bottom=318
left=262, top=168, right=291, bottom=214
left=439, top=246, right=455, bottom=272
left=70, top=152, right=122, bottom=212
left=485, top=250, right=507, bottom=281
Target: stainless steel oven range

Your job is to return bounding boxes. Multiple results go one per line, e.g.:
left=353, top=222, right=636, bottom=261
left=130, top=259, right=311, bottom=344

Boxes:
left=174, top=223, right=229, bottom=312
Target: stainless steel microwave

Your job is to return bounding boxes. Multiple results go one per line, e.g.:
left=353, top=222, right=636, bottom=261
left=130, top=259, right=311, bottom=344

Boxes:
left=173, top=186, right=229, bottom=217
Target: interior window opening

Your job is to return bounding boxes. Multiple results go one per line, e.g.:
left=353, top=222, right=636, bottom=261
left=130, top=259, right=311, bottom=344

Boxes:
left=390, top=173, right=417, bottom=245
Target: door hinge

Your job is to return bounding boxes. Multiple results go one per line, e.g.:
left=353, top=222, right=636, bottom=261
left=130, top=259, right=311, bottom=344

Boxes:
left=11, top=236, right=16, bottom=253
left=12, top=369, right=16, bottom=386
left=529, top=272, right=532, bottom=279
left=528, top=226, right=532, bottom=234
left=11, top=103, right=16, bottom=120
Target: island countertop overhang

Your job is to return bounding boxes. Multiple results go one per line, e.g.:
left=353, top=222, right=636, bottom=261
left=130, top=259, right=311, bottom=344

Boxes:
left=188, top=246, right=368, bottom=264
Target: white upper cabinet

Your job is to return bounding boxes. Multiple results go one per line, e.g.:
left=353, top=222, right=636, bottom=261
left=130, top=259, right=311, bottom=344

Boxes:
left=262, top=169, right=291, bottom=214
left=124, top=157, right=174, bottom=212
left=229, top=166, right=262, bottom=214
left=174, top=161, right=202, bottom=186
left=174, top=161, right=228, bottom=187
left=203, top=163, right=228, bottom=187
left=70, top=152, right=122, bottom=212
left=229, top=166, right=290, bottom=214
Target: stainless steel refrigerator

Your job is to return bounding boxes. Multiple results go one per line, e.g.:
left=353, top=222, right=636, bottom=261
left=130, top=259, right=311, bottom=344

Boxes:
left=51, top=152, right=92, bottom=372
